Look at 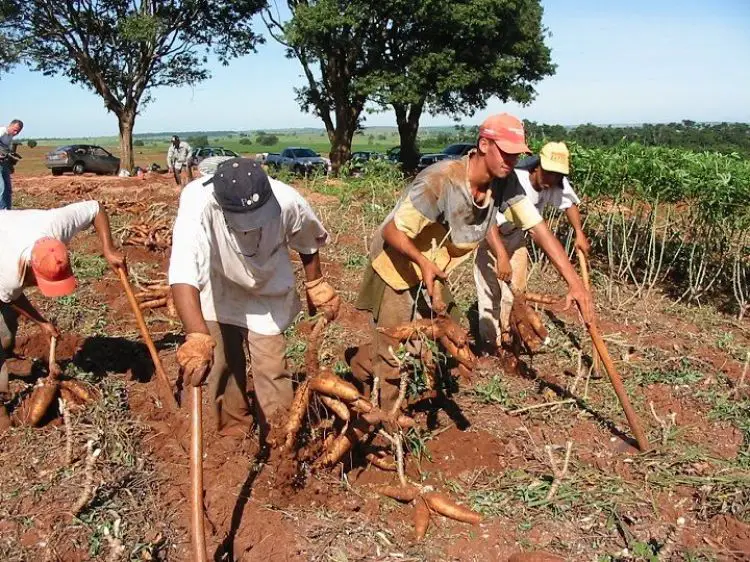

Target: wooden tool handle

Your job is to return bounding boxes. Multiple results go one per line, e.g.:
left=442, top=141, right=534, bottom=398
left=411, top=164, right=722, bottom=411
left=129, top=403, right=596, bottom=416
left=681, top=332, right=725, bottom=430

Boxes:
left=191, top=386, right=207, bottom=562
left=577, top=248, right=602, bottom=374
left=117, top=268, right=178, bottom=411
left=587, top=321, right=649, bottom=452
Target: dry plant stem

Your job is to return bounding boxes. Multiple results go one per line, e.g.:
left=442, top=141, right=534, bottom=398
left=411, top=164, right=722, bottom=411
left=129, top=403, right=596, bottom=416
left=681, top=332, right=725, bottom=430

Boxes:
left=116, top=267, right=178, bottom=412
left=586, top=321, right=650, bottom=451
left=379, top=429, right=407, bottom=487
left=389, top=361, right=409, bottom=416
left=72, top=440, right=102, bottom=516
left=649, top=401, right=675, bottom=446
left=59, top=398, right=73, bottom=466
left=732, top=352, right=749, bottom=398
left=577, top=249, right=602, bottom=375
left=509, top=399, right=575, bottom=416
left=191, top=386, right=208, bottom=562
left=371, top=375, right=380, bottom=408
left=545, top=441, right=573, bottom=502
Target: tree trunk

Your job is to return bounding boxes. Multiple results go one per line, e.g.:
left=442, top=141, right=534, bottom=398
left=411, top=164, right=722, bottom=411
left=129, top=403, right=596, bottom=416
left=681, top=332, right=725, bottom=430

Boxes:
left=326, top=105, right=362, bottom=176
left=394, top=101, right=424, bottom=173
left=117, top=108, right=136, bottom=173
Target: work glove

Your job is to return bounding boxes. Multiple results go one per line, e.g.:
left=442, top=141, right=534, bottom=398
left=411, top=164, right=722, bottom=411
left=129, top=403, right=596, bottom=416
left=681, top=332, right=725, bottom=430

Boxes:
left=176, top=333, right=216, bottom=387
left=305, top=278, right=341, bottom=321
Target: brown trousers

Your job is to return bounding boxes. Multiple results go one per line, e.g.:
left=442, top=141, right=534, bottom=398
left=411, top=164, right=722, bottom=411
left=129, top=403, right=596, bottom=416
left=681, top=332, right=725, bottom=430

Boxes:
left=206, top=321, right=292, bottom=436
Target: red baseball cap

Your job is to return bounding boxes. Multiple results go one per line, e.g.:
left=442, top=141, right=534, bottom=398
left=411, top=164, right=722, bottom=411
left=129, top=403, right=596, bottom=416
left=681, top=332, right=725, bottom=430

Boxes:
left=478, top=113, right=530, bottom=154
left=30, top=238, right=77, bottom=297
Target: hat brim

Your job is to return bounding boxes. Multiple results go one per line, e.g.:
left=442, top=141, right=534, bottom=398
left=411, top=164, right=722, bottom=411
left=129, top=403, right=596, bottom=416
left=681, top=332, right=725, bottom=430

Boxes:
left=35, top=271, right=77, bottom=298
left=495, top=139, right=531, bottom=155
left=539, top=156, right=570, bottom=175
left=222, top=191, right=282, bottom=232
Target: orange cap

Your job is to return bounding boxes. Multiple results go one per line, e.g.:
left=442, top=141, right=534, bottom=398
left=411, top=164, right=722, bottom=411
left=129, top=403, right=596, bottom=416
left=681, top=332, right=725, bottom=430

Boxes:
left=478, top=113, right=530, bottom=154
left=30, top=238, right=77, bottom=297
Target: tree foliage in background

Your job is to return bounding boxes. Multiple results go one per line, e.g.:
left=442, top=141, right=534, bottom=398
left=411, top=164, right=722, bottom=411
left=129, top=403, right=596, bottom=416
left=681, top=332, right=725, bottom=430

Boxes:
left=524, top=120, right=750, bottom=157
left=373, top=0, right=554, bottom=170
left=0, top=1, right=23, bottom=77
left=264, top=0, right=385, bottom=174
left=186, top=135, right=209, bottom=147
left=10, top=0, right=265, bottom=171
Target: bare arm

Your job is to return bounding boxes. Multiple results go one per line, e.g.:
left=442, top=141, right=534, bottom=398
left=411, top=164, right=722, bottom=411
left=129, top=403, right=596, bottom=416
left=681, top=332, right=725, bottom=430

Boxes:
left=10, top=293, right=59, bottom=338
left=485, top=223, right=513, bottom=282
left=565, top=205, right=591, bottom=255
left=382, top=219, right=446, bottom=296
left=92, top=206, right=127, bottom=271
left=171, top=283, right=209, bottom=335
left=300, top=251, right=323, bottom=282
left=528, top=222, right=593, bottom=322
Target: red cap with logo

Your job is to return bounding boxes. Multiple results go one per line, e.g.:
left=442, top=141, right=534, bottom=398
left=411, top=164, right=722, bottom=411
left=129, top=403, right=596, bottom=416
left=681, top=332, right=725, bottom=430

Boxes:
left=30, top=237, right=77, bottom=297
left=478, top=113, right=530, bottom=154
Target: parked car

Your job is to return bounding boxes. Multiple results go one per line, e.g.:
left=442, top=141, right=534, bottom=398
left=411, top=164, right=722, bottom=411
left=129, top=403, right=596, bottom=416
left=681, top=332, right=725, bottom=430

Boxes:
left=417, top=143, right=474, bottom=172
left=189, top=146, right=240, bottom=166
left=45, top=145, right=120, bottom=176
left=265, top=147, right=328, bottom=175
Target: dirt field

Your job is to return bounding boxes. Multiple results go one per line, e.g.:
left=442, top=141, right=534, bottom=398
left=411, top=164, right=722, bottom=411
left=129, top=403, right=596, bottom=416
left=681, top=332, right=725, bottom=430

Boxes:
left=1, top=168, right=749, bottom=562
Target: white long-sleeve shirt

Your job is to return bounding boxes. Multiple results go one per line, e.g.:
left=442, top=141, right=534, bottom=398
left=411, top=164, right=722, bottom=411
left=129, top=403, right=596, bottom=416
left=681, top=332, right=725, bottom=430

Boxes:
left=168, top=177, right=329, bottom=335
left=0, top=201, right=100, bottom=303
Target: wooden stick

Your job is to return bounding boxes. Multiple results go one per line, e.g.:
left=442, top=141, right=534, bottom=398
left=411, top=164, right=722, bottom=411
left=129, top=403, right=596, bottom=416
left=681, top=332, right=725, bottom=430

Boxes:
left=586, top=320, right=650, bottom=451
left=191, top=386, right=207, bottom=562
left=577, top=249, right=602, bottom=375
left=49, top=336, right=57, bottom=371
left=117, top=267, right=178, bottom=411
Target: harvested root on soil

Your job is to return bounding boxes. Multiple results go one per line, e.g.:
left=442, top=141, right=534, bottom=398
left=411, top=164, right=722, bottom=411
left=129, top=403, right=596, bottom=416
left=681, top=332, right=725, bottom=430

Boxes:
left=319, top=395, right=350, bottom=422
left=414, top=497, right=431, bottom=541
left=314, top=427, right=358, bottom=468
left=376, top=484, right=420, bottom=502
left=422, top=492, right=482, bottom=524
left=366, top=451, right=397, bottom=471
left=60, top=379, right=98, bottom=405
left=283, top=380, right=311, bottom=451
left=309, top=370, right=363, bottom=403
left=121, top=218, right=173, bottom=250
left=524, top=292, right=563, bottom=306
left=133, top=285, right=175, bottom=315
left=71, top=440, right=102, bottom=517
left=510, top=294, right=549, bottom=352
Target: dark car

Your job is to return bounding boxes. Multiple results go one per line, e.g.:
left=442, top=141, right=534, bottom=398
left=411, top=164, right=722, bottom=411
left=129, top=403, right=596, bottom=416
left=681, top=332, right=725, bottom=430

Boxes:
left=189, top=146, right=240, bottom=166
left=45, top=145, right=121, bottom=176
left=265, top=147, right=328, bottom=176
left=417, top=143, right=474, bottom=172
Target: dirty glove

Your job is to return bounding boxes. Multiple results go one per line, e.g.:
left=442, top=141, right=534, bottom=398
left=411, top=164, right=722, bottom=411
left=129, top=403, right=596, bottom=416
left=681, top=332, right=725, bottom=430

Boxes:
left=176, top=333, right=216, bottom=387
left=305, top=278, right=341, bottom=321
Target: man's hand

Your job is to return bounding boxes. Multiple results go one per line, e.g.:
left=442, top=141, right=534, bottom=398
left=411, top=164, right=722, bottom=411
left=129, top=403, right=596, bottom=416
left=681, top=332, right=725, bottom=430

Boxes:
left=176, top=333, right=216, bottom=387
left=418, top=258, right=447, bottom=298
left=305, top=278, right=341, bottom=321
left=563, top=281, right=594, bottom=325
left=103, top=249, right=127, bottom=274
left=575, top=233, right=591, bottom=256
left=39, top=321, right=60, bottom=340
left=168, top=167, right=173, bottom=173
left=495, top=254, right=513, bottom=283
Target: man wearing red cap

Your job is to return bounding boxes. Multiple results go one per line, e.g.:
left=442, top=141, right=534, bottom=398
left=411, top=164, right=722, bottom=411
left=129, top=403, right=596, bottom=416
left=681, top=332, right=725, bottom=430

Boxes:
left=355, top=113, right=593, bottom=408
left=0, top=200, right=125, bottom=426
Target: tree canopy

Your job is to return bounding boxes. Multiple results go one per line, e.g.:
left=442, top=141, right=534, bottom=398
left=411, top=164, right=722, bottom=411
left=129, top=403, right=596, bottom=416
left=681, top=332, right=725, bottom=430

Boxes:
left=9, top=0, right=265, bottom=170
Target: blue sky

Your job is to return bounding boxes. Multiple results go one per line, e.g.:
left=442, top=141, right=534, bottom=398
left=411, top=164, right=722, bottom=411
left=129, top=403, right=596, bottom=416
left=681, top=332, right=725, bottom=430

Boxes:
left=1, top=0, right=748, bottom=138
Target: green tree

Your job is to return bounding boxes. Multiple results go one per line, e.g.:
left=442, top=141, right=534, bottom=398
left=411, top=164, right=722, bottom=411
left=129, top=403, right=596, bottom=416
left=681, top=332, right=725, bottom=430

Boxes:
left=27, top=139, right=37, bottom=148
left=264, top=1, right=385, bottom=174
left=374, top=0, right=554, bottom=170
left=0, top=2, right=22, bottom=77
left=11, top=0, right=265, bottom=171
left=187, top=135, right=209, bottom=147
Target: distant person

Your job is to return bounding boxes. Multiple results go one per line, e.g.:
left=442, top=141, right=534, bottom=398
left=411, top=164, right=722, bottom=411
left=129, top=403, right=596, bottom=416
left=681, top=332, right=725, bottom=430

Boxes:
left=0, top=201, right=124, bottom=428
left=167, top=135, right=192, bottom=187
left=474, top=141, right=591, bottom=351
left=0, top=119, right=24, bottom=209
